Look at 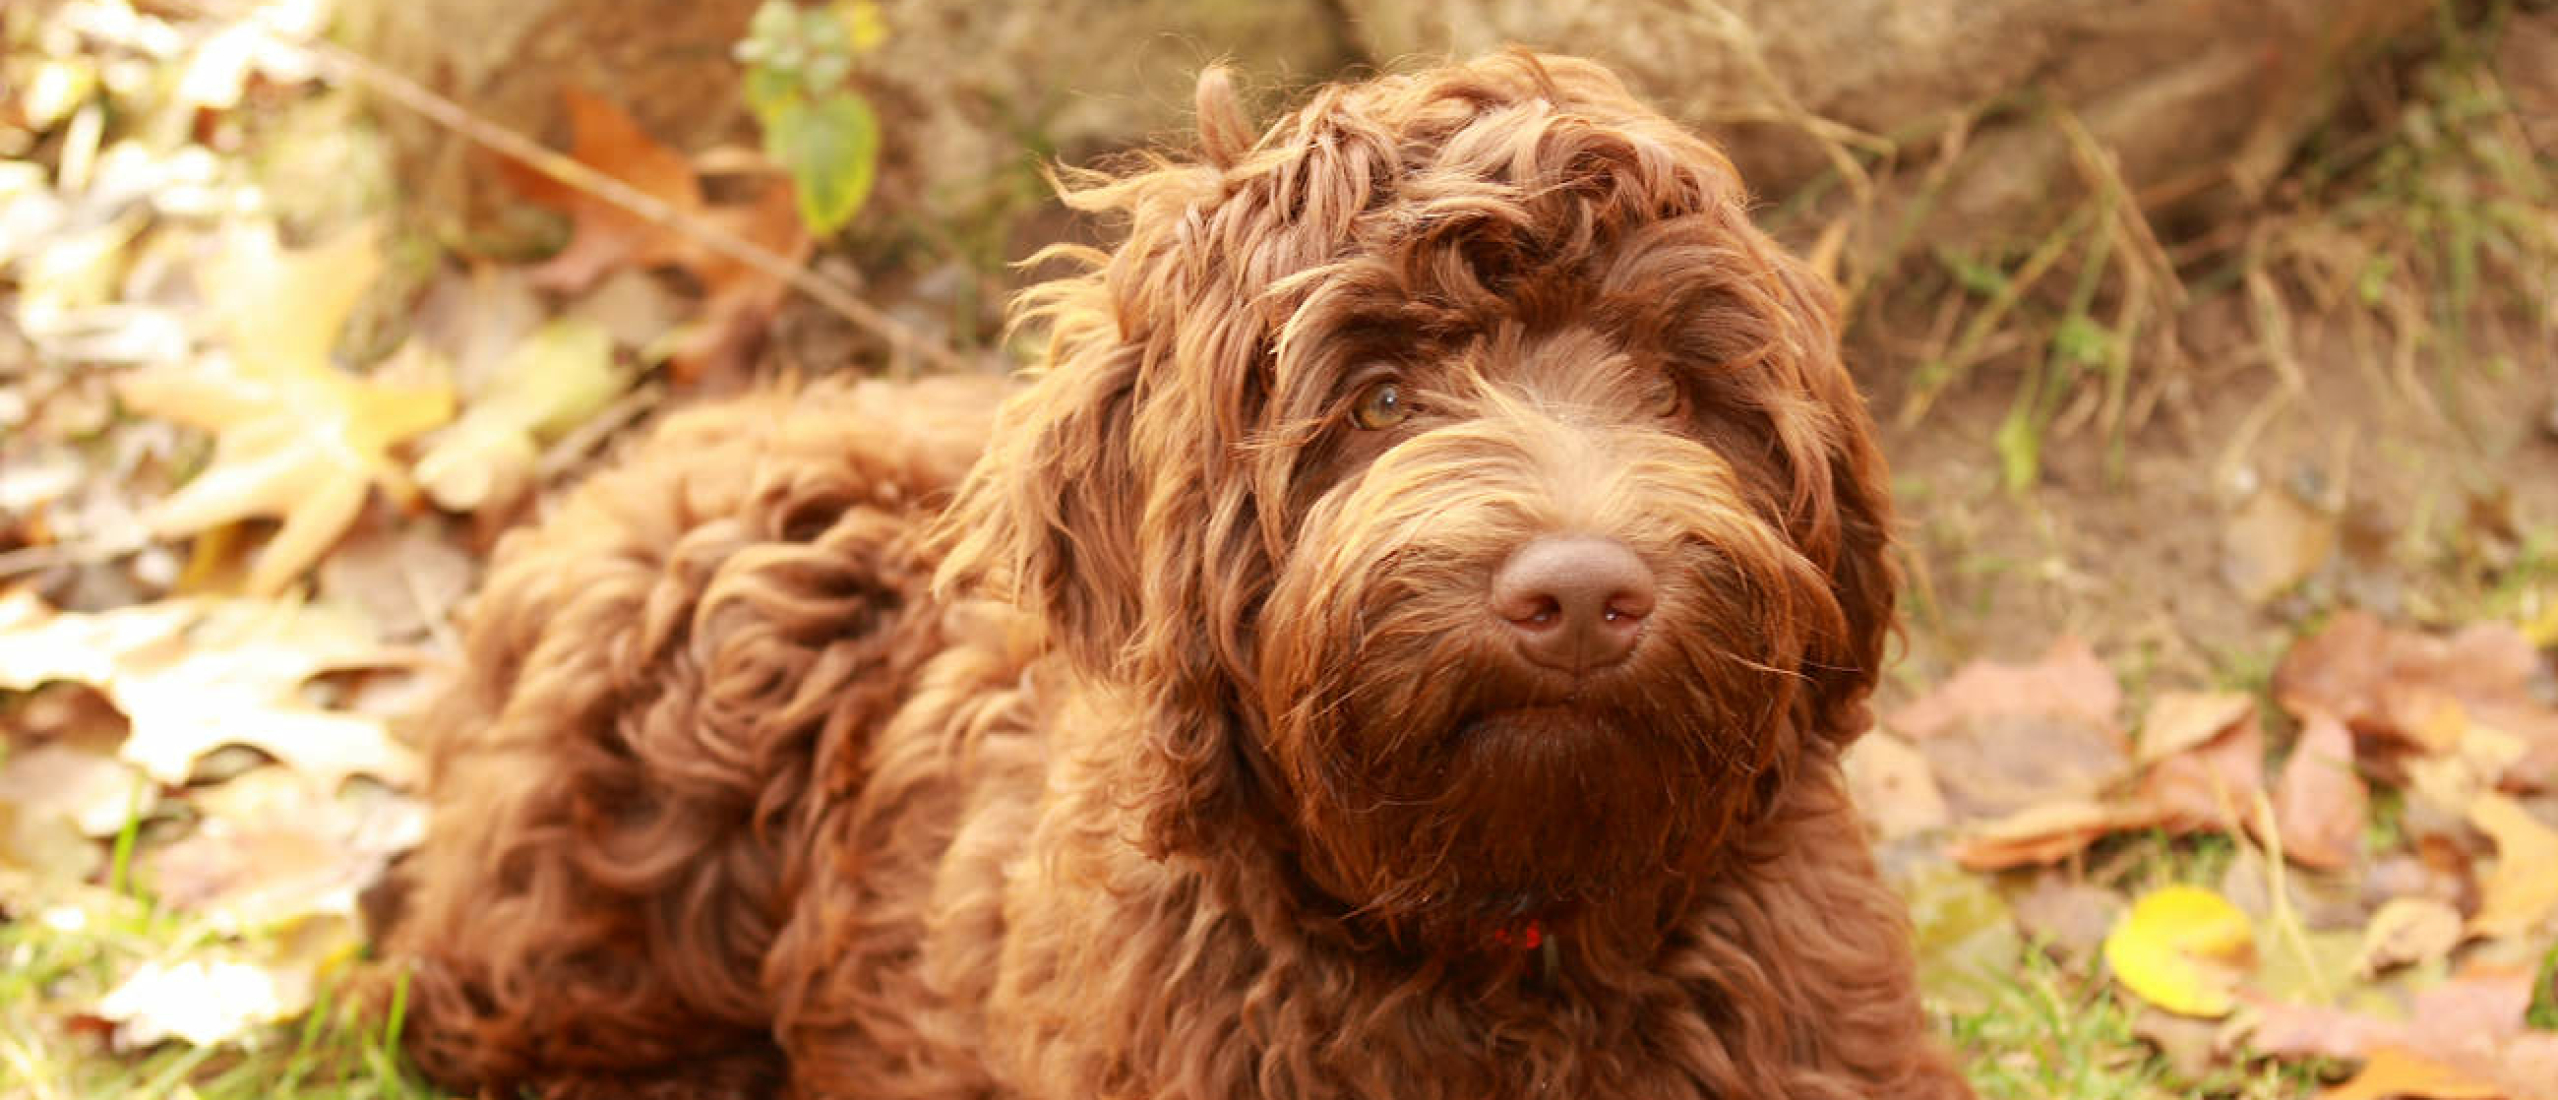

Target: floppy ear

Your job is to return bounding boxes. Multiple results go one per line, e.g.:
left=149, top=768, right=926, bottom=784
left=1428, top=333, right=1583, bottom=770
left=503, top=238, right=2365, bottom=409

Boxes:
left=1767, top=254, right=1900, bottom=749
left=937, top=68, right=1287, bottom=861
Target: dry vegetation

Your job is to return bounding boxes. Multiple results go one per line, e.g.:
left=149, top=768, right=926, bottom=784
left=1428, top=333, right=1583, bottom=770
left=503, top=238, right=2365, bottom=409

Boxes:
left=1, top=1, right=2554, bottom=1097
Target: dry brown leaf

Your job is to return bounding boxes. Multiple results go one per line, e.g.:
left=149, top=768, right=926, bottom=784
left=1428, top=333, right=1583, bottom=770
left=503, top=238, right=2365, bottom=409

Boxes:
left=2465, top=792, right=2558, bottom=939
left=1948, top=798, right=2158, bottom=871
left=2009, top=874, right=2125, bottom=961
left=2142, top=704, right=2265, bottom=833
left=2221, top=487, right=2337, bottom=605
left=145, top=769, right=423, bottom=932
left=2356, top=897, right=2464, bottom=976
left=2139, top=690, right=2259, bottom=764
left=2274, top=611, right=2558, bottom=786
left=497, top=91, right=808, bottom=386
left=505, top=88, right=703, bottom=293
left=2252, top=966, right=2558, bottom=1100
left=2274, top=712, right=2368, bottom=870
left=1891, top=636, right=2131, bottom=822
left=664, top=179, right=807, bottom=385
left=2319, top=1046, right=2505, bottom=1100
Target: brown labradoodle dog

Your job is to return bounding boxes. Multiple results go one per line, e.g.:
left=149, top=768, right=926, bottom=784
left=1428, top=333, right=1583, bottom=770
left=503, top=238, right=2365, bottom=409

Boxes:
left=380, top=51, right=1976, bottom=1099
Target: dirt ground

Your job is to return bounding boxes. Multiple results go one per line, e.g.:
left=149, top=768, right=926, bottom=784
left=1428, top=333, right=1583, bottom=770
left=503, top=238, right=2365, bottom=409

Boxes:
left=1869, top=298, right=2556, bottom=698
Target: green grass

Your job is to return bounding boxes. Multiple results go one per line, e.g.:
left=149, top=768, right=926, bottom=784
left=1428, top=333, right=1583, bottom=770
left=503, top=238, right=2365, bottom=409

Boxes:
left=0, top=898, right=435, bottom=1099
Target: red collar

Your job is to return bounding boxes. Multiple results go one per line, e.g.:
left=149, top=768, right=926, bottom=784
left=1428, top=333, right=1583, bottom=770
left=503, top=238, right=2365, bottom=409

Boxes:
left=1487, top=918, right=1546, bottom=950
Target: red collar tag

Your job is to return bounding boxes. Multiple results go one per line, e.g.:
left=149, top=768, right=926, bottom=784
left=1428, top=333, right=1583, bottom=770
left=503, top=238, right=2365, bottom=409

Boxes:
left=1488, top=918, right=1544, bottom=951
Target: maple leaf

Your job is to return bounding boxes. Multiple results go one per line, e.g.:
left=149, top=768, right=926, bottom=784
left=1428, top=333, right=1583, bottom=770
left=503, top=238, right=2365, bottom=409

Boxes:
left=118, top=221, right=455, bottom=595
left=2466, top=792, right=2558, bottom=940
left=0, top=591, right=418, bottom=787
left=506, top=88, right=704, bottom=293
left=665, top=178, right=808, bottom=384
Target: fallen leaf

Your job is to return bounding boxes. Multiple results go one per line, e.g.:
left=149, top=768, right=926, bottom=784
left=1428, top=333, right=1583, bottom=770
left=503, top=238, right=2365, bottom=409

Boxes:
left=0, top=743, right=136, bottom=882
left=2274, top=712, right=2368, bottom=870
left=2357, top=897, right=2465, bottom=976
left=95, top=955, right=303, bottom=1049
left=118, top=222, right=455, bottom=594
left=2250, top=964, right=2558, bottom=1100
left=2009, top=873, right=2124, bottom=961
left=1842, top=732, right=1950, bottom=840
left=1948, top=798, right=2157, bottom=871
left=0, top=742, right=149, bottom=837
left=2222, top=487, right=2337, bottom=605
left=2274, top=611, right=2558, bottom=786
left=314, top=518, right=476, bottom=642
left=91, top=915, right=351, bottom=1051
left=0, top=595, right=416, bottom=786
left=2138, top=691, right=2259, bottom=764
left=144, top=769, right=424, bottom=932
left=664, top=179, right=806, bottom=385
left=411, top=317, right=628, bottom=513
left=2142, top=703, right=2265, bottom=832
left=505, top=88, right=702, bottom=293
left=2104, top=884, right=2256, bottom=1018
left=2320, top=1045, right=2504, bottom=1100
left=2466, top=792, right=2558, bottom=940
left=1891, top=637, right=2131, bottom=822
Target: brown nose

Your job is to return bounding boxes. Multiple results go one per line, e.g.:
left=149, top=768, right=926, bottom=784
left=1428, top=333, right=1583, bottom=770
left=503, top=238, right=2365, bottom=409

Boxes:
left=1489, top=535, right=1656, bottom=673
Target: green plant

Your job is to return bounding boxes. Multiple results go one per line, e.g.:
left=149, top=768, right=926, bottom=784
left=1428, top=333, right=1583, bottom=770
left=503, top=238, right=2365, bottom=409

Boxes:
left=734, top=0, right=887, bottom=237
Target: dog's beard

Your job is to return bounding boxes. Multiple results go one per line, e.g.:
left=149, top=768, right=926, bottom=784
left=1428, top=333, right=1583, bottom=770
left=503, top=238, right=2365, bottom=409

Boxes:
left=1262, top=541, right=1808, bottom=950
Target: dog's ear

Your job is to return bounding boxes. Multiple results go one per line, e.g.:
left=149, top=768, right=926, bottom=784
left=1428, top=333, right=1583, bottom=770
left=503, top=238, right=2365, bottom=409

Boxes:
left=938, top=69, right=1287, bottom=860
left=1763, top=253, right=1899, bottom=750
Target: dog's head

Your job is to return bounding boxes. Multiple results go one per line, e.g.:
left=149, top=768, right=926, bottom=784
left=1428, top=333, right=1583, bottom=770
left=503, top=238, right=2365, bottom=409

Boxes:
left=941, top=53, right=1893, bottom=948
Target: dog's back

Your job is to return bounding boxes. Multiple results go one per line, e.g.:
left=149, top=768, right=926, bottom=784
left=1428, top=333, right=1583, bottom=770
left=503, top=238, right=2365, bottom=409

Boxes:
left=378, top=373, right=1008, bottom=1096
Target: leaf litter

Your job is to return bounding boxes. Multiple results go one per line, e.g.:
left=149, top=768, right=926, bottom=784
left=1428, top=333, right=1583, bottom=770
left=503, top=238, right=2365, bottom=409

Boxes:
left=1865, top=610, right=2558, bottom=1097
left=4, top=0, right=2557, bottom=1096
left=0, top=0, right=837, bottom=1077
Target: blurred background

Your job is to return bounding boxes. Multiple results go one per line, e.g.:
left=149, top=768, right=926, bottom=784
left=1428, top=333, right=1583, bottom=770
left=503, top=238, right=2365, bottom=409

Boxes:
left=2, top=1, right=2554, bottom=1097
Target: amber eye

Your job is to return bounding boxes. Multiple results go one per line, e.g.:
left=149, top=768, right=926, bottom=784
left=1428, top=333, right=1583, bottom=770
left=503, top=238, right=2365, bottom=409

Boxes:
left=1350, top=380, right=1411, bottom=430
left=1655, top=379, right=1690, bottom=420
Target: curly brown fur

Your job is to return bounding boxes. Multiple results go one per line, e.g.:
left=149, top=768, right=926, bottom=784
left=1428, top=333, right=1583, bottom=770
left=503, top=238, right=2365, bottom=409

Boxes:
left=380, top=52, right=1974, bottom=1100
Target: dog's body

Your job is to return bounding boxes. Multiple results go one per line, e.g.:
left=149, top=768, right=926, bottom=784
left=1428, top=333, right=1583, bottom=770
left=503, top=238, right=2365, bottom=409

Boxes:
left=384, top=54, right=1975, bottom=1099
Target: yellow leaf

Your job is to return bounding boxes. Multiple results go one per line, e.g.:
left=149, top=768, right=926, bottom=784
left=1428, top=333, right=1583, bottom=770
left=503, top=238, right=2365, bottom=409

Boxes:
left=2103, top=884, right=2256, bottom=1017
left=2466, top=792, right=2558, bottom=939
left=121, top=221, right=454, bottom=594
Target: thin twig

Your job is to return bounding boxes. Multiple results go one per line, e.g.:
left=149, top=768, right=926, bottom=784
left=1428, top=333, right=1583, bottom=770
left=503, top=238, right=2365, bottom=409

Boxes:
left=176, top=0, right=977, bottom=376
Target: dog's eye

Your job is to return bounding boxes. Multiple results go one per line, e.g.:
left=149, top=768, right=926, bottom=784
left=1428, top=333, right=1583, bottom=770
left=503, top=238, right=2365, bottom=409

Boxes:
left=1350, top=380, right=1412, bottom=430
left=1655, top=380, right=1691, bottom=420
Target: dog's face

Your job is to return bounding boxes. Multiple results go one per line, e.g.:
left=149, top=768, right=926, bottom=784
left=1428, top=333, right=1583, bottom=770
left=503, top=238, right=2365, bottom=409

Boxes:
left=943, top=53, right=1893, bottom=948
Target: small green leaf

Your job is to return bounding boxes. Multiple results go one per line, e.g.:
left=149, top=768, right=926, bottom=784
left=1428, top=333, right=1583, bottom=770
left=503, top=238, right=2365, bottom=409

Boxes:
left=743, top=67, right=799, bottom=121
left=1935, top=248, right=2010, bottom=298
left=1994, top=403, right=2042, bottom=492
left=765, top=91, right=879, bottom=236
left=2051, top=313, right=2113, bottom=367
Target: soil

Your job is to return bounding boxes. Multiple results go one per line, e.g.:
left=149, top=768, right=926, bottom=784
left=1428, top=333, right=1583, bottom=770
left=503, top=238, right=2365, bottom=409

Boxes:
left=1868, top=296, right=2558, bottom=697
